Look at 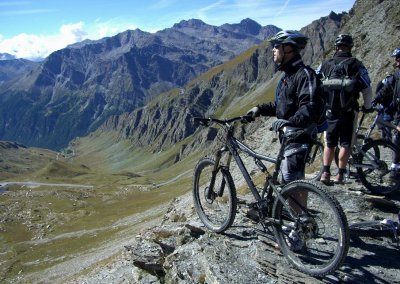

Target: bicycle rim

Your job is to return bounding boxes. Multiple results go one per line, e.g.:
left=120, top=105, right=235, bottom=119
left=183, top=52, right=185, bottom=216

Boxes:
left=305, top=141, right=324, bottom=181
left=272, top=181, right=349, bottom=277
left=192, top=157, right=237, bottom=233
left=357, top=140, right=400, bottom=195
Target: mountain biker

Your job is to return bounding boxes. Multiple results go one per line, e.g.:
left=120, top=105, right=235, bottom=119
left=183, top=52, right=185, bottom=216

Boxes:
left=373, top=47, right=400, bottom=179
left=375, top=74, right=396, bottom=140
left=247, top=30, right=324, bottom=185
left=246, top=31, right=324, bottom=251
left=316, top=34, right=373, bottom=184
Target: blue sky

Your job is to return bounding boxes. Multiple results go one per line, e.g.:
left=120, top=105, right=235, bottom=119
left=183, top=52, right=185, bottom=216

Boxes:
left=0, top=0, right=355, bottom=60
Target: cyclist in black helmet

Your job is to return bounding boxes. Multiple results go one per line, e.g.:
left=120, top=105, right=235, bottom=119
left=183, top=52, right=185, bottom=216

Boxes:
left=373, top=48, right=400, bottom=179
left=246, top=30, right=325, bottom=250
left=247, top=30, right=324, bottom=184
left=247, top=32, right=323, bottom=189
left=317, top=33, right=373, bottom=184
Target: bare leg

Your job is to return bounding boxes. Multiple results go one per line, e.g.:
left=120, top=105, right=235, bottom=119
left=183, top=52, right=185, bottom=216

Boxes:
left=289, top=191, right=308, bottom=215
left=323, top=146, right=335, bottom=167
left=338, top=147, right=351, bottom=170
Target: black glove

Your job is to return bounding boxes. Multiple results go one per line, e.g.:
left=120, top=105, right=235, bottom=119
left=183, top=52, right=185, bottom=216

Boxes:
left=271, top=119, right=291, bottom=132
left=361, top=106, right=374, bottom=113
left=246, top=106, right=260, bottom=118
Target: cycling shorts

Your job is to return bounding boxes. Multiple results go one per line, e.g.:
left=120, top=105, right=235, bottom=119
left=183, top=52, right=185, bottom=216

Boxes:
left=280, top=143, right=308, bottom=184
left=325, top=110, right=357, bottom=148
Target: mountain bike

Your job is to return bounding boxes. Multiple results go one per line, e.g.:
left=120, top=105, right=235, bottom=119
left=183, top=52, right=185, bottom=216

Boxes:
left=334, top=107, right=400, bottom=195
left=192, top=116, right=349, bottom=277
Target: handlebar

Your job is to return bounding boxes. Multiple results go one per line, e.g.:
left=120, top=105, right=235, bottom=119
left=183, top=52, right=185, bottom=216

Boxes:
left=194, top=115, right=254, bottom=127
left=357, top=105, right=399, bottom=132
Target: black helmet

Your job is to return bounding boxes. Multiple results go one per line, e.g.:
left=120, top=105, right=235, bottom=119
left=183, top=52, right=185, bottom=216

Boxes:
left=270, top=30, right=308, bottom=50
left=392, top=48, right=400, bottom=58
left=335, top=34, right=353, bottom=48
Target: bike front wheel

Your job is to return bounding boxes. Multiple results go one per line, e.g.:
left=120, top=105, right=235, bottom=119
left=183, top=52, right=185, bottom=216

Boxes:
left=272, top=181, right=349, bottom=277
left=304, top=140, right=324, bottom=181
left=356, top=140, right=400, bottom=195
left=192, top=157, right=237, bottom=233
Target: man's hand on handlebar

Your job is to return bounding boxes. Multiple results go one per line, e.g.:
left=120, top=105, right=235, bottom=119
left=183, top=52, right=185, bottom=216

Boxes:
left=246, top=106, right=260, bottom=119
left=271, top=119, right=291, bottom=132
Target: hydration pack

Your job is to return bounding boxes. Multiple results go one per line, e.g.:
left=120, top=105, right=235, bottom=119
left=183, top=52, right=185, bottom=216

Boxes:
left=321, top=57, right=358, bottom=112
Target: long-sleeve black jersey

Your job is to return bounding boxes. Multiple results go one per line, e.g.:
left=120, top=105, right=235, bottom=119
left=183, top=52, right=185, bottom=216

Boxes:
left=258, top=54, right=324, bottom=128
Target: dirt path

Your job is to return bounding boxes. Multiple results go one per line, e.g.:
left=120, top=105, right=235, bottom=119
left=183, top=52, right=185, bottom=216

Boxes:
left=8, top=201, right=169, bottom=284
left=0, top=181, right=93, bottom=189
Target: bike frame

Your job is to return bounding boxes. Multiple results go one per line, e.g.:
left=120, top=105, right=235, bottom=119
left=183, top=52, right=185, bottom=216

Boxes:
left=356, top=108, right=398, bottom=144
left=206, top=118, right=301, bottom=221
left=349, top=109, right=399, bottom=169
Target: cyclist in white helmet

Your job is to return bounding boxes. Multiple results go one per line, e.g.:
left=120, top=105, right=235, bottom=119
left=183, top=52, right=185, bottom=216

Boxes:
left=373, top=48, right=400, bottom=179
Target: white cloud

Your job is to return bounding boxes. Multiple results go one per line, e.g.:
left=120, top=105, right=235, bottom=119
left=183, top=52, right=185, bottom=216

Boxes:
left=0, top=22, right=87, bottom=60
left=60, top=22, right=88, bottom=43
left=0, top=20, right=137, bottom=60
left=91, top=19, right=137, bottom=38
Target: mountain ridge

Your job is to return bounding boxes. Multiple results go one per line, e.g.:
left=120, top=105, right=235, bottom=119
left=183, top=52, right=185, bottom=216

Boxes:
left=0, top=18, right=280, bottom=150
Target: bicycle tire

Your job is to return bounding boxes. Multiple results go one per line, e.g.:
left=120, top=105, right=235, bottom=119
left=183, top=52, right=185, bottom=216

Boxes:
left=304, top=140, right=324, bottom=181
left=349, top=221, right=399, bottom=239
left=356, top=140, right=400, bottom=195
left=192, top=157, right=237, bottom=233
left=272, top=180, right=349, bottom=277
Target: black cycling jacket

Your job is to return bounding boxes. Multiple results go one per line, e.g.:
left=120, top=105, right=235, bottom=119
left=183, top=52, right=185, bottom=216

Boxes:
left=258, top=54, right=324, bottom=128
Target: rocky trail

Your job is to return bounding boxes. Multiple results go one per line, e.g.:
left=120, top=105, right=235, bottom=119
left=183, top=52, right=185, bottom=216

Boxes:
left=58, top=181, right=400, bottom=284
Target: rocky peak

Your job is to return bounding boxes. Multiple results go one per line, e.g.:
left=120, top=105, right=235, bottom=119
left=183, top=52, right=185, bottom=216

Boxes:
left=224, top=17, right=262, bottom=35
left=173, top=19, right=207, bottom=29
left=0, top=58, right=38, bottom=85
left=0, top=53, right=16, bottom=60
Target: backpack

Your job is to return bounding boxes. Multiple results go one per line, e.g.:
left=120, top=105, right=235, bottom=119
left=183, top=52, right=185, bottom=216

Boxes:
left=307, top=67, right=327, bottom=133
left=321, top=57, right=359, bottom=112
left=314, top=85, right=328, bottom=133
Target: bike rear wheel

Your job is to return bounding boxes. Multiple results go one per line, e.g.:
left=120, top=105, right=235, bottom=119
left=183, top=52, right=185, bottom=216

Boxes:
left=356, top=140, right=400, bottom=195
left=192, top=157, right=237, bottom=233
left=272, top=181, right=349, bottom=277
left=304, top=140, right=324, bottom=181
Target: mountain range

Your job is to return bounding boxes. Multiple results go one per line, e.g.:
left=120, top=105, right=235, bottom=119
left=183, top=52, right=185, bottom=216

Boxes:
left=0, top=19, right=279, bottom=150
left=0, top=0, right=398, bottom=157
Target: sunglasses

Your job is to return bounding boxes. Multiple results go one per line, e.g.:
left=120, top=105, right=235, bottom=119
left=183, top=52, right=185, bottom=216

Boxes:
left=272, top=43, right=282, bottom=49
